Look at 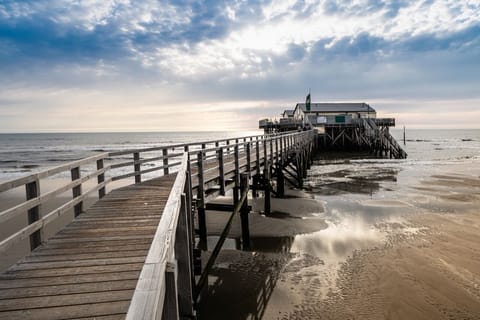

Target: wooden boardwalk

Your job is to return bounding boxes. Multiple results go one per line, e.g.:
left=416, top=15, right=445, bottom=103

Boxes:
left=0, top=130, right=317, bottom=319
left=0, top=174, right=176, bottom=320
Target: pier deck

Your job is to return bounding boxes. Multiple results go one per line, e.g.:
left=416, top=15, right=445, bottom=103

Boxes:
left=0, top=174, right=176, bottom=320
left=0, top=130, right=317, bottom=319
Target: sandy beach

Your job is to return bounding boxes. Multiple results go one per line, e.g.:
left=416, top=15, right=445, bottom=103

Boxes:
left=1, top=151, right=479, bottom=319
left=197, top=162, right=480, bottom=319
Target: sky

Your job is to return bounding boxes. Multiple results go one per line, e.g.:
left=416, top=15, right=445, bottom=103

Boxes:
left=0, top=0, right=479, bottom=132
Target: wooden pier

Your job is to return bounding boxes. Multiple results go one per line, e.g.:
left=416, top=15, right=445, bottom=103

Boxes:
left=318, top=118, right=407, bottom=158
left=0, top=130, right=317, bottom=319
left=260, top=102, right=407, bottom=159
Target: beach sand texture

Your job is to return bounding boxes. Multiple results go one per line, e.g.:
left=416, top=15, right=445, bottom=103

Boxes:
left=197, top=163, right=480, bottom=320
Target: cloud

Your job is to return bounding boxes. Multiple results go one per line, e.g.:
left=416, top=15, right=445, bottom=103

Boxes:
left=0, top=0, right=479, bottom=131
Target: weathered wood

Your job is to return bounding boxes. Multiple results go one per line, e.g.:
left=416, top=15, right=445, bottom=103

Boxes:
left=163, top=148, right=169, bottom=175
left=125, top=154, right=188, bottom=320
left=97, top=159, right=106, bottom=199
left=196, top=152, right=207, bottom=241
left=175, top=194, right=194, bottom=318
left=0, top=300, right=131, bottom=320
left=0, top=153, right=108, bottom=193
left=240, top=173, right=250, bottom=248
left=134, top=152, right=141, bottom=184
left=264, top=158, right=271, bottom=215
left=217, top=148, right=225, bottom=195
left=0, top=130, right=318, bottom=320
left=71, top=166, right=83, bottom=217
left=25, top=180, right=41, bottom=250
left=0, top=280, right=138, bottom=300
left=162, top=262, right=179, bottom=320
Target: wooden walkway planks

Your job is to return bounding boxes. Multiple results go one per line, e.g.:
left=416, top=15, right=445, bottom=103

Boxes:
left=0, top=174, right=177, bottom=320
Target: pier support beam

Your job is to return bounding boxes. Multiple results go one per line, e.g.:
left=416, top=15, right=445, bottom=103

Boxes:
left=240, top=173, right=250, bottom=249
left=264, top=159, right=271, bottom=215
left=276, top=163, right=285, bottom=197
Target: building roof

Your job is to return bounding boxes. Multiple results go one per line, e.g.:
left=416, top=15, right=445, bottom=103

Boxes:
left=282, top=109, right=294, bottom=116
left=296, top=102, right=376, bottom=113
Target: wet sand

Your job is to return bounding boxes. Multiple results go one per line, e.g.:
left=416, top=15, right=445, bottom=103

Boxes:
left=198, top=163, right=480, bottom=319
left=2, top=162, right=479, bottom=319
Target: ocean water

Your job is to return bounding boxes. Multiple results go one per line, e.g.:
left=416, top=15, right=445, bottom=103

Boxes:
left=0, top=131, right=262, bottom=182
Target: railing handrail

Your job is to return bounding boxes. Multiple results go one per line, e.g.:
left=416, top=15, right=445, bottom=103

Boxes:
left=0, top=152, right=109, bottom=193
left=0, top=131, right=302, bottom=192
left=125, top=153, right=188, bottom=320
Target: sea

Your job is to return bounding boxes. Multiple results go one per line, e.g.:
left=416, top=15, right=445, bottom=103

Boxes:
left=0, top=131, right=262, bottom=182
left=0, top=129, right=479, bottom=182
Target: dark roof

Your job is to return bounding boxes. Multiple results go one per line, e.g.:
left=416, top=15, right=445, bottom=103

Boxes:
left=283, top=109, right=294, bottom=116
left=296, top=103, right=376, bottom=113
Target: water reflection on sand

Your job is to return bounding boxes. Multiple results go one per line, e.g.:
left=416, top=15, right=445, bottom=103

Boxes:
left=198, top=157, right=449, bottom=319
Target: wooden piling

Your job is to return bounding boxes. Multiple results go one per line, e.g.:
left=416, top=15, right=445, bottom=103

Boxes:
left=197, top=152, right=207, bottom=242
left=240, top=173, right=250, bottom=248
left=264, top=159, right=271, bottom=215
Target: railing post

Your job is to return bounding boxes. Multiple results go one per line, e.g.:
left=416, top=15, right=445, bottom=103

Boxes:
left=226, top=139, right=230, bottom=154
left=269, top=138, right=273, bottom=172
left=240, top=173, right=250, bottom=249
left=275, top=137, right=279, bottom=164
left=176, top=193, right=195, bottom=318
left=71, top=166, right=83, bottom=217
left=256, top=140, right=260, bottom=176
left=96, top=159, right=105, bottom=199
left=234, top=144, right=240, bottom=188
left=264, top=158, right=271, bottom=215
left=197, top=152, right=207, bottom=241
left=217, top=148, right=225, bottom=195
left=246, top=142, right=251, bottom=174
left=25, top=180, right=41, bottom=250
left=163, top=148, right=169, bottom=175
left=162, top=261, right=179, bottom=320
left=263, top=138, right=268, bottom=173
left=133, top=152, right=141, bottom=184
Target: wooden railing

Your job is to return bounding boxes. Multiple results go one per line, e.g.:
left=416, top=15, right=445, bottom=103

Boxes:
left=125, top=153, right=194, bottom=319
left=0, top=129, right=317, bottom=319
left=0, top=132, right=281, bottom=254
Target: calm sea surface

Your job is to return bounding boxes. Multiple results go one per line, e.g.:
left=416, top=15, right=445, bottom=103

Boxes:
left=1, top=129, right=479, bottom=182
left=0, top=131, right=262, bottom=181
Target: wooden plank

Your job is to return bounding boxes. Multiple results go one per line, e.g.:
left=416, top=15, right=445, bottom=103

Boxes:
left=0, top=271, right=141, bottom=289
left=2, top=263, right=144, bottom=278
left=0, top=289, right=134, bottom=311
left=0, top=280, right=138, bottom=300
left=0, top=300, right=130, bottom=320
left=21, top=250, right=149, bottom=263
left=32, top=243, right=150, bottom=255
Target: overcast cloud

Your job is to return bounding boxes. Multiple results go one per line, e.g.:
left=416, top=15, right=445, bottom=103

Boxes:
left=0, top=0, right=479, bottom=132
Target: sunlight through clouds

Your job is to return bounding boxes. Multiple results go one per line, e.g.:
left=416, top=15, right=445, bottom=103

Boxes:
left=0, top=0, right=479, bottom=132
